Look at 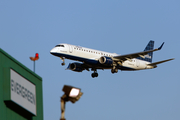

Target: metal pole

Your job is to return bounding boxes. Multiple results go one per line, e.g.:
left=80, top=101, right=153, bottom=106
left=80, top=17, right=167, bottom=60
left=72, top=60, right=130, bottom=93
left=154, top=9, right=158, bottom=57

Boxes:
left=60, top=98, right=66, bottom=120
left=34, top=61, right=35, bottom=73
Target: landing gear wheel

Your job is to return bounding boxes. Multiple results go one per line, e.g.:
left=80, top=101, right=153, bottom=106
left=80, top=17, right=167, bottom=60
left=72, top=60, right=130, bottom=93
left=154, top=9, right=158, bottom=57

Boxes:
left=111, top=69, right=115, bottom=74
left=61, top=63, right=65, bottom=66
left=111, top=68, right=118, bottom=74
left=91, top=73, right=98, bottom=78
left=91, top=73, right=95, bottom=78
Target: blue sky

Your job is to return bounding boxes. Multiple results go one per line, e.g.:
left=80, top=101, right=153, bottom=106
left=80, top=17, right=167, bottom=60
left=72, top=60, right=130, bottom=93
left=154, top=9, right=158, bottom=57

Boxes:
left=1, top=0, right=180, bottom=120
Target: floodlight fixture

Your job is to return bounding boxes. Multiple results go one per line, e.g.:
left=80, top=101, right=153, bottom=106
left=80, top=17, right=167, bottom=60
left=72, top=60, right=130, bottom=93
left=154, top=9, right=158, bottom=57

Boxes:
left=60, top=85, right=83, bottom=120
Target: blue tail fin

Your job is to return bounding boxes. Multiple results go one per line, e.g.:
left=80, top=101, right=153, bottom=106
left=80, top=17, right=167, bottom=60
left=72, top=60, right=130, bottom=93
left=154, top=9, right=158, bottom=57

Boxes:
left=137, top=40, right=154, bottom=63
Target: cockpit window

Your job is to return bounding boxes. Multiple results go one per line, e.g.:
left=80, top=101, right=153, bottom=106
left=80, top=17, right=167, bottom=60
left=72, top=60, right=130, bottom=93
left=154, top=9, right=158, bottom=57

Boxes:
left=55, top=45, right=64, bottom=47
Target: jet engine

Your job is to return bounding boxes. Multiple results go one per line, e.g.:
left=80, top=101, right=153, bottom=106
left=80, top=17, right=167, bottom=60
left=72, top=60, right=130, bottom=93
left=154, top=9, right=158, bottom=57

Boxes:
left=99, top=56, right=113, bottom=66
left=67, top=63, right=84, bottom=72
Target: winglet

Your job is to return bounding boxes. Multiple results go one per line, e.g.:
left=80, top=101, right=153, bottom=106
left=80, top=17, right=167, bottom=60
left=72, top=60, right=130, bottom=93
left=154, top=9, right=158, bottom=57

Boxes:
left=158, top=42, right=165, bottom=50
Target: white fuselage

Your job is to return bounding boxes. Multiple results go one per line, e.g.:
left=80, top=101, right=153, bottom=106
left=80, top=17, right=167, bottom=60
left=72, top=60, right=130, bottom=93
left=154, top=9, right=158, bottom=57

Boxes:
left=50, top=43, right=154, bottom=70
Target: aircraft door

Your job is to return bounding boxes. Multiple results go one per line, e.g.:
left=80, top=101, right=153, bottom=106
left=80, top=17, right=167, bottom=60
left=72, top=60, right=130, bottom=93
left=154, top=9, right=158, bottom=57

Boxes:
left=69, top=45, right=73, bottom=53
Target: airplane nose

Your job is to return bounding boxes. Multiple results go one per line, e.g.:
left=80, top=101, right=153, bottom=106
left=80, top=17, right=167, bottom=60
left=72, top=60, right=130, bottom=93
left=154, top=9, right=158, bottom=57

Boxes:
left=50, top=47, right=58, bottom=55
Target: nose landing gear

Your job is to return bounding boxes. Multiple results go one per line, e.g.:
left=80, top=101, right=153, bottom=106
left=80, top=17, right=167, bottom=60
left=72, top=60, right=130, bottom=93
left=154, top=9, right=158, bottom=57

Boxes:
left=60, top=57, right=65, bottom=66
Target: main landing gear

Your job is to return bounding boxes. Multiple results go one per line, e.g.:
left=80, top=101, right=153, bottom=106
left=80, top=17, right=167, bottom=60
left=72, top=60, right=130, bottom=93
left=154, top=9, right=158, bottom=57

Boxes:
left=91, top=69, right=98, bottom=78
left=60, top=57, right=65, bottom=66
left=111, top=66, right=118, bottom=74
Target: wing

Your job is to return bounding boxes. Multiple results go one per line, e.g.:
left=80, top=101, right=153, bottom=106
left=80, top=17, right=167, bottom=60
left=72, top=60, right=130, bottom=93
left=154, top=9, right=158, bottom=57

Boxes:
left=113, top=42, right=164, bottom=62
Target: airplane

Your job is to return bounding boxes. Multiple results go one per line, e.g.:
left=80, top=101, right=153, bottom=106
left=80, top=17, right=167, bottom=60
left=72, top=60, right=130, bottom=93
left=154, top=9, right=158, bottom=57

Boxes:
left=50, top=40, right=174, bottom=78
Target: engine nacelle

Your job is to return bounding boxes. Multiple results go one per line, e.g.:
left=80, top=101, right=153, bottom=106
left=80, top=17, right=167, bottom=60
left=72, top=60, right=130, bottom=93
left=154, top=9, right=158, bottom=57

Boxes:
left=67, top=63, right=84, bottom=72
left=99, top=56, right=113, bottom=66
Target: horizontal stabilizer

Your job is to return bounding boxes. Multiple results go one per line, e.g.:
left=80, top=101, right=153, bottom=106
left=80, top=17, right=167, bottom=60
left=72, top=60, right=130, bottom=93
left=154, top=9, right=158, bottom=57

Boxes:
left=148, top=58, right=174, bottom=66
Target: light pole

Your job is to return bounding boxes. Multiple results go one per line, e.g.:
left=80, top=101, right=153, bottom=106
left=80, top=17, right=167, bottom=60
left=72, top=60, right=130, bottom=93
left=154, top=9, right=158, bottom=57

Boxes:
left=60, top=85, right=83, bottom=120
